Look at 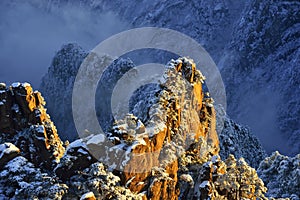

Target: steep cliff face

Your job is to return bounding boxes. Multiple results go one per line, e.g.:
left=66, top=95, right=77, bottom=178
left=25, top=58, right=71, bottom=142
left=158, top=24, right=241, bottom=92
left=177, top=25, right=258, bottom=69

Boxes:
left=114, top=58, right=219, bottom=197
left=54, top=57, right=220, bottom=199
left=0, top=82, right=65, bottom=169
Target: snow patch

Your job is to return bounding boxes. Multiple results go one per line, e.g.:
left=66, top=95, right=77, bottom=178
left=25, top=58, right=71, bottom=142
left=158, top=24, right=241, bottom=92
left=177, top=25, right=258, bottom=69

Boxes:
left=87, top=134, right=105, bottom=145
left=77, top=148, right=89, bottom=155
left=22, top=82, right=31, bottom=87
left=67, top=139, right=87, bottom=150
left=34, top=125, right=45, bottom=134
left=199, top=181, right=210, bottom=188
left=11, top=82, right=21, bottom=88
left=0, top=143, right=20, bottom=160
left=11, top=104, right=20, bottom=112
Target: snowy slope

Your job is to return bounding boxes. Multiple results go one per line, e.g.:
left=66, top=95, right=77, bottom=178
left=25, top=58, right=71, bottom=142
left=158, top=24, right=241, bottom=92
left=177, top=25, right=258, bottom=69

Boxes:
left=258, top=151, right=300, bottom=199
left=221, top=0, right=300, bottom=155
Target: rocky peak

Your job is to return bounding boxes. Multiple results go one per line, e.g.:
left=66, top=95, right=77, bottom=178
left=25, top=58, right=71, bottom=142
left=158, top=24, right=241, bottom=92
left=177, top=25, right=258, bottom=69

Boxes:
left=0, top=82, right=65, bottom=169
left=62, top=57, right=219, bottom=199
left=39, top=43, right=87, bottom=141
left=40, top=44, right=135, bottom=141
left=50, top=57, right=221, bottom=199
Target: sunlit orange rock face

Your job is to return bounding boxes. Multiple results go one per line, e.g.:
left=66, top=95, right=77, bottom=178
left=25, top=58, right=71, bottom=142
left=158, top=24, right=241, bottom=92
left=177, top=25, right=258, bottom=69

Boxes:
left=109, top=58, right=219, bottom=200
left=0, top=82, right=65, bottom=169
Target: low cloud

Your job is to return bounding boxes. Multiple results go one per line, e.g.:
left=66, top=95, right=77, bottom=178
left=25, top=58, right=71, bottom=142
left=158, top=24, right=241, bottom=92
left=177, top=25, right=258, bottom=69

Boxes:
left=0, top=1, right=129, bottom=87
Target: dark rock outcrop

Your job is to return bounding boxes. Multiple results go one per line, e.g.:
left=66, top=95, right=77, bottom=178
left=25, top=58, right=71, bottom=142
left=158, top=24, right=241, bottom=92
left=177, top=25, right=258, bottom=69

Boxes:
left=39, top=43, right=87, bottom=141
left=55, top=139, right=97, bottom=180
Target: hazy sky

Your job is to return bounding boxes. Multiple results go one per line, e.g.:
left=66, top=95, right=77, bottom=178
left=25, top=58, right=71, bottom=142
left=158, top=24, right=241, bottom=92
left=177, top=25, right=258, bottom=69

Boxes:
left=0, top=2, right=129, bottom=88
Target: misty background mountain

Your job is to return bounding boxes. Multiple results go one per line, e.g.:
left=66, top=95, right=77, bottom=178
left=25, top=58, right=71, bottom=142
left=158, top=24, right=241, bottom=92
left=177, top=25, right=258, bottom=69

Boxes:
left=0, top=0, right=299, bottom=156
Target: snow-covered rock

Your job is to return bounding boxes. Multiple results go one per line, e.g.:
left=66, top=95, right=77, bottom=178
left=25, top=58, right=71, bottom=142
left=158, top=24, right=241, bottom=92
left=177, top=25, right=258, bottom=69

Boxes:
left=55, top=138, right=96, bottom=180
left=0, top=156, right=68, bottom=199
left=0, top=58, right=295, bottom=199
left=0, top=143, right=20, bottom=169
left=68, top=162, right=145, bottom=199
left=80, top=192, right=96, bottom=200
left=179, top=154, right=268, bottom=199
left=258, top=151, right=300, bottom=199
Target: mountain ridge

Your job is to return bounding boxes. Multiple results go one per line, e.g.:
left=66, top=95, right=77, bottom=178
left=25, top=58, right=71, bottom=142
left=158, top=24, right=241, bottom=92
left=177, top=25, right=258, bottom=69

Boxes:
left=1, top=58, right=299, bottom=198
